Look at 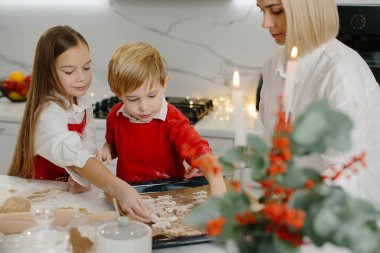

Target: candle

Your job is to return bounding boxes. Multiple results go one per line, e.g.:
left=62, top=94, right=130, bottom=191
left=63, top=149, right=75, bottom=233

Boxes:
left=232, top=70, right=246, bottom=147
left=283, top=46, right=298, bottom=119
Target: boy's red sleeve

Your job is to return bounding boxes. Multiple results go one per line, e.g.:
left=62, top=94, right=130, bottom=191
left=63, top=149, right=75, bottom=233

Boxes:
left=167, top=105, right=212, bottom=167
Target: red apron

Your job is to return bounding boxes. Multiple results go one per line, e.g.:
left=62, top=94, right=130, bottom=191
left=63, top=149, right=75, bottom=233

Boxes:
left=33, top=111, right=87, bottom=181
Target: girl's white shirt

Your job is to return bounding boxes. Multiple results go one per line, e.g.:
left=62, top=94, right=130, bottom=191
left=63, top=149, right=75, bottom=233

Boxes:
left=260, top=38, right=380, bottom=207
left=35, top=95, right=97, bottom=186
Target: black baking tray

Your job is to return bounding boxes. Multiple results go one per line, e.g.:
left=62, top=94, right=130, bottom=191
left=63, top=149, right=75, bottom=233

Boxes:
left=129, top=177, right=212, bottom=249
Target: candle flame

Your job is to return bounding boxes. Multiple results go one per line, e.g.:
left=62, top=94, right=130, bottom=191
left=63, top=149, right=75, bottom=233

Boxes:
left=290, top=46, right=298, bottom=59
left=233, top=70, right=240, bottom=88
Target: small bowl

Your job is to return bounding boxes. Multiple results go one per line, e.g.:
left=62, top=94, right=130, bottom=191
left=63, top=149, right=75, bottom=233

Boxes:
left=97, top=221, right=152, bottom=253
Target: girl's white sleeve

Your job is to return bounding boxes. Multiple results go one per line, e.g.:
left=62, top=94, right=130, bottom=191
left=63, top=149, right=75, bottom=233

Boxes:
left=35, top=104, right=93, bottom=186
left=82, top=107, right=98, bottom=154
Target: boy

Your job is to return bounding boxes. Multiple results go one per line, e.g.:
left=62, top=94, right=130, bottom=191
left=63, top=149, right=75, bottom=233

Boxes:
left=97, top=41, right=226, bottom=196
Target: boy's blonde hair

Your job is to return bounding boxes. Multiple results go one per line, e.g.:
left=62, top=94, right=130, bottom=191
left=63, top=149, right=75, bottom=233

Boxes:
left=108, top=41, right=167, bottom=97
left=283, top=0, right=339, bottom=58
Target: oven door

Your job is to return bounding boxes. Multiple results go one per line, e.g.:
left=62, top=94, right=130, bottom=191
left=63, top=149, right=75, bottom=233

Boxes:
left=337, top=5, right=380, bottom=85
left=362, top=52, right=380, bottom=84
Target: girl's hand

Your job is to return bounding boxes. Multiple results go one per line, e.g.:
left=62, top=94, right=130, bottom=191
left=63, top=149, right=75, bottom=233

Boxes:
left=68, top=176, right=91, bottom=193
left=116, top=184, right=152, bottom=223
left=96, top=149, right=112, bottom=163
left=184, top=167, right=204, bottom=179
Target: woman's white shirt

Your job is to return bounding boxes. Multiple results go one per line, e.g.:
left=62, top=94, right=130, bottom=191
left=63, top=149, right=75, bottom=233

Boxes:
left=260, top=38, right=380, bottom=207
left=35, top=96, right=97, bottom=186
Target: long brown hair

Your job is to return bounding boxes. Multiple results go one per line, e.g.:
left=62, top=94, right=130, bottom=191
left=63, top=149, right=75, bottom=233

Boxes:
left=8, top=25, right=89, bottom=178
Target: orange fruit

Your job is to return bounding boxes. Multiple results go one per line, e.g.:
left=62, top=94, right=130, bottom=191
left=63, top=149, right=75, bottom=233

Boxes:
left=8, top=91, right=23, bottom=100
left=10, top=71, right=25, bottom=82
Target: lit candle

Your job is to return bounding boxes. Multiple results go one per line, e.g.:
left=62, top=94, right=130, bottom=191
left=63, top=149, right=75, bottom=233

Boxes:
left=232, top=70, right=246, bottom=147
left=283, top=46, right=298, bottom=120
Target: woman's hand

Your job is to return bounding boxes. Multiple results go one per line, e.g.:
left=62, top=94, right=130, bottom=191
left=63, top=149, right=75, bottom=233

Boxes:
left=184, top=166, right=204, bottom=179
left=115, top=184, right=152, bottom=223
left=194, top=154, right=227, bottom=196
left=68, top=176, right=91, bottom=193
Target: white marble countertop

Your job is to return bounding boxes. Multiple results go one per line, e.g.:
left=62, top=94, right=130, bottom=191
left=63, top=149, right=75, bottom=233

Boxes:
left=0, top=97, right=262, bottom=139
left=0, top=175, right=350, bottom=253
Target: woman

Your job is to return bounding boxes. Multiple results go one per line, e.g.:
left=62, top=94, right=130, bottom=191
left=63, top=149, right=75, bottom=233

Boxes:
left=257, top=0, right=380, bottom=207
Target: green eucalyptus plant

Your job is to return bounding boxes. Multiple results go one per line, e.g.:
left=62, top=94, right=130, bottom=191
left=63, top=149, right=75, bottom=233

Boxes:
left=186, top=100, right=380, bottom=253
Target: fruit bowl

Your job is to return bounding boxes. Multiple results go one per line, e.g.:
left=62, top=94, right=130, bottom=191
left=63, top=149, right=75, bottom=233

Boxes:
left=0, top=71, right=31, bottom=102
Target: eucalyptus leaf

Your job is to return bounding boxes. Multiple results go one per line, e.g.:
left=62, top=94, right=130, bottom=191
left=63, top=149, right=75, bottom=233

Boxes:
left=291, top=100, right=353, bottom=155
left=301, top=168, right=323, bottom=182
left=313, top=208, right=339, bottom=237
left=293, top=110, right=328, bottom=146
left=184, top=196, right=223, bottom=227
left=219, top=191, right=250, bottom=218
left=280, top=163, right=307, bottom=189
left=347, top=227, right=380, bottom=253
left=219, top=160, right=235, bottom=173
left=273, top=235, right=300, bottom=253
left=219, top=148, right=245, bottom=166
left=247, top=135, right=269, bottom=154
left=324, top=110, right=353, bottom=152
left=246, top=155, right=268, bottom=181
left=334, top=223, right=378, bottom=253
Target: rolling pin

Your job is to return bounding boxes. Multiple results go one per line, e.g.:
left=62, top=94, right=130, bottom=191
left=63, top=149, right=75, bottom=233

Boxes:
left=0, top=209, right=118, bottom=235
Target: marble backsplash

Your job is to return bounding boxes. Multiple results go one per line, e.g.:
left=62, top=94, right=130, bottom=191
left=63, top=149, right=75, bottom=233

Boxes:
left=1, top=0, right=275, bottom=104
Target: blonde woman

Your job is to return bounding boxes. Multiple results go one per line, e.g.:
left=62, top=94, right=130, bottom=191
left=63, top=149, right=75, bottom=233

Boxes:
left=257, top=0, right=380, bottom=206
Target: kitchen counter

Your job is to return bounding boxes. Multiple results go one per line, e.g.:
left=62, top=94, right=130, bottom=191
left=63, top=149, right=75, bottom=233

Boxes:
left=0, top=175, right=226, bottom=253
left=0, top=175, right=350, bottom=253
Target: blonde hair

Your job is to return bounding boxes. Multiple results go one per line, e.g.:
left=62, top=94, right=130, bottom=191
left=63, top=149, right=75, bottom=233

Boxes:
left=8, top=25, right=89, bottom=178
left=283, top=0, right=339, bottom=58
left=108, top=41, right=167, bottom=97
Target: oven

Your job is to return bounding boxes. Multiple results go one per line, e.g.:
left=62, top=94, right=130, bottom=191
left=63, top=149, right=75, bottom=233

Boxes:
left=337, top=5, right=380, bottom=85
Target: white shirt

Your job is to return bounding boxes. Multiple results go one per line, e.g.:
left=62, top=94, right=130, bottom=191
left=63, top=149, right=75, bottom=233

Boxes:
left=116, top=96, right=168, bottom=123
left=260, top=39, right=380, bottom=207
left=35, top=95, right=97, bottom=186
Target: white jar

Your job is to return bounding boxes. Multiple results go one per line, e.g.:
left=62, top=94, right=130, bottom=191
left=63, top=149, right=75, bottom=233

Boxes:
left=97, top=220, right=152, bottom=253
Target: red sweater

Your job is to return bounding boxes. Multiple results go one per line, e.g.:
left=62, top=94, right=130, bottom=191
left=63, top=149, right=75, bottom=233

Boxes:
left=105, top=103, right=212, bottom=183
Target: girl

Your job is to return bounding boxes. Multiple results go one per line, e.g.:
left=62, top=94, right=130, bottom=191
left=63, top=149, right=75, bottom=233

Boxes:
left=8, top=25, right=151, bottom=222
left=256, top=0, right=380, bottom=207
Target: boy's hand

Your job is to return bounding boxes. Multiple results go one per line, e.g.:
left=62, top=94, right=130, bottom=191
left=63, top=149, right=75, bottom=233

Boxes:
left=96, top=149, right=112, bottom=163
left=68, top=176, right=92, bottom=193
left=116, top=184, right=152, bottom=223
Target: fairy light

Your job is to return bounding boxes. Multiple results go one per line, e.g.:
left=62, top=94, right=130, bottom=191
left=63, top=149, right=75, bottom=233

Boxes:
left=247, top=103, right=258, bottom=119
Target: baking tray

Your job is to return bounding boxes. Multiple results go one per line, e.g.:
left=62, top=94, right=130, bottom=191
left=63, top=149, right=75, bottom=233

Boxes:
left=129, top=177, right=211, bottom=249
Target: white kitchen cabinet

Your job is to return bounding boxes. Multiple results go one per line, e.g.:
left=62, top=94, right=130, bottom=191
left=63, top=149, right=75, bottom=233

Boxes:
left=0, top=121, right=20, bottom=174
